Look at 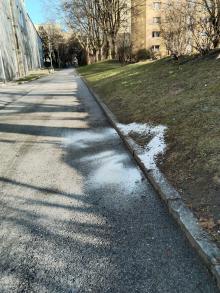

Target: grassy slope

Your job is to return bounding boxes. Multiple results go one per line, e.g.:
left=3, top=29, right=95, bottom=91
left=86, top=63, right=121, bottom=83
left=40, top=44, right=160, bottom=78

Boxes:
left=78, top=57, right=220, bottom=241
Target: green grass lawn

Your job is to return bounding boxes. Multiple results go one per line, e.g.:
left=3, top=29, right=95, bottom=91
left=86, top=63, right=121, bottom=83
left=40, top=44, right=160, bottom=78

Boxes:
left=16, top=69, right=49, bottom=83
left=78, top=55, right=220, bottom=243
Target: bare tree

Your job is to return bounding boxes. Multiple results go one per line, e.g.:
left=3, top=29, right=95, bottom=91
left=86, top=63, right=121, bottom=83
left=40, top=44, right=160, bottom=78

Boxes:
left=61, top=0, right=132, bottom=62
left=97, top=0, right=132, bottom=59
left=38, top=23, right=79, bottom=67
left=202, top=0, right=220, bottom=48
left=161, top=0, right=220, bottom=56
left=39, top=24, right=63, bottom=68
left=62, top=0, right=105, bottom=63
left=187, top=0, right=220, bottom=54
left=160, top=0, right=193, bottom=57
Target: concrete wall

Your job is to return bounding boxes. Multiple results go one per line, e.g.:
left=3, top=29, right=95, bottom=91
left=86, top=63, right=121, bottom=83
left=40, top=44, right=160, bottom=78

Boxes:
left=0, top=0, right=43, bottom=81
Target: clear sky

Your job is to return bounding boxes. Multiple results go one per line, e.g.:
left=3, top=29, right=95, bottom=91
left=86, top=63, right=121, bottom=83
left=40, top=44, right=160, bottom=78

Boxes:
left=25, top=0, right=46, bottom=24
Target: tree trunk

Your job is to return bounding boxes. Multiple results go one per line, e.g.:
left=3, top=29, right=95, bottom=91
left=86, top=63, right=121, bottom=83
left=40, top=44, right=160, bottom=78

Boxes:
left=94, top=50, right=99, bottom=62
left=106, top=38, right=112, bottom=59
left=212, top=37, right=219, bottom=49
left=86, top=50, right=91, bottom=65
left=111, top=38, right=117, bottom=60
left=98, top=47, right=104, bottom=61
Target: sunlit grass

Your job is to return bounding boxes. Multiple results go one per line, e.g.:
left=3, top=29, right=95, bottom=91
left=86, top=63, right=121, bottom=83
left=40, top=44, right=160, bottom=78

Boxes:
left=16, top=69, right=49, bottom=83
left=78, top=56, right=220, bottom=240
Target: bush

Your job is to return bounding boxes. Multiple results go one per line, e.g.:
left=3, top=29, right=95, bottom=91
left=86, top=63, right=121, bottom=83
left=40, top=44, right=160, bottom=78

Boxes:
left=117, top=44, right=133, bottom=64
left=136, top=49, right=151, bottom=61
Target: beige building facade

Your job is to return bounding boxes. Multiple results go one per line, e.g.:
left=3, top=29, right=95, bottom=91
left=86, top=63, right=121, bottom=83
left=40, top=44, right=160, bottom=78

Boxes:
left=131, top=0, right=167, bottom=57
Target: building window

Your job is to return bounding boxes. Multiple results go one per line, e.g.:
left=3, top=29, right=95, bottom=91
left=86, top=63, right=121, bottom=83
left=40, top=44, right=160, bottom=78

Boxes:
left=152, top=31, right=160, bottom=37
left=153, top=2, right=161, bottom=10
left=152, top=45, right=160, bottom=52
left=153, top=17, right=161, bottom=24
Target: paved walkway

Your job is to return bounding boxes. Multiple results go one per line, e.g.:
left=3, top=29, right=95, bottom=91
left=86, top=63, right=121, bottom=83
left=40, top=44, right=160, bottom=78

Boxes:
left=0, top=70, right=219, bottom=292
left=0, top=83, right=33, bottom=110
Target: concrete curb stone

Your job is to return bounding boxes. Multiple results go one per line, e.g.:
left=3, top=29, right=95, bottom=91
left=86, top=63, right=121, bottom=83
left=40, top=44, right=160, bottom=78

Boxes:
left=78, top=72, right=220, bottom=289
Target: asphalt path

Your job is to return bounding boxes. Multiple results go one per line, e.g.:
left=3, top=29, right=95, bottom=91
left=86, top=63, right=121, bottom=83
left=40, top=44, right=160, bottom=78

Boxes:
left=0, top=70, right=219, bottom=292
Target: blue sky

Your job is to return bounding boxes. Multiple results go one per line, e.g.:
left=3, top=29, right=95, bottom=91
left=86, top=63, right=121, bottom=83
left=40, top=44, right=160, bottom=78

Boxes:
left=25, top=0, right=45, bottom=24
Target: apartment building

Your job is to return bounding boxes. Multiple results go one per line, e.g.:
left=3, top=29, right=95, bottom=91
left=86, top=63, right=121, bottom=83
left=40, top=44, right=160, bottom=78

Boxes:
left=131, top=0, right=167, bottom=56
left=0, top=0, right=43, bottom=82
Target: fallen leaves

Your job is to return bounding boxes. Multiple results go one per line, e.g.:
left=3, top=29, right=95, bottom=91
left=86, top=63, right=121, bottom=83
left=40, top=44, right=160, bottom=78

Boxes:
left=199, top=217, right=216, bottom=230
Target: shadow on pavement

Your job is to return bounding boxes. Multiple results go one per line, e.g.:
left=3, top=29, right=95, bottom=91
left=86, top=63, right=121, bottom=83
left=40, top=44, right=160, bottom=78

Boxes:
left=0, top=72, right=218, bottom=292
